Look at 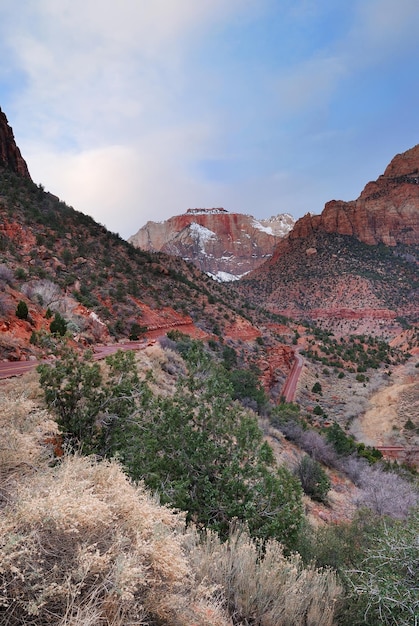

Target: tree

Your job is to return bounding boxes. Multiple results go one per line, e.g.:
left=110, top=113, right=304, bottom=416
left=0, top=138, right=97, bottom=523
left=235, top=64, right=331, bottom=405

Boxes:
left=38, top=340, right=303, bottom=549
left=37, top=346, right=140, bottom=455
left=126, top=341, right=303, bottom=547
left=296, top=455, right=330, bottom=502
left=311, top=381, right=322, bottom=394
left=16, top=299, right=28, bottom=320
left=50, top=312, right=67, bottom=336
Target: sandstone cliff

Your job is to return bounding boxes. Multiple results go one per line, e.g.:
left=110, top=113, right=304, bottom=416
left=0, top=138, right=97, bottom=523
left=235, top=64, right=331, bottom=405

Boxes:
left=239, top=146, right=419, bottom=335
left=0, top=108, right=31, bottom=179
left=129, top=208, right=294, bottom=280
left=290, top=145, right=419, bottom=246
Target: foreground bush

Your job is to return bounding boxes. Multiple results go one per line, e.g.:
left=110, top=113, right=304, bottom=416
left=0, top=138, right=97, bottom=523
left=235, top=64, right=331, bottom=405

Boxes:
left=188, top=526, right=342, bottom=626
left=38, top=343, right=304, bottom=549
left=0, top=452, right=343, bottom=626
left=344, top=509, right=419, bottom=626
left=0, top=455, right=231, bottom=626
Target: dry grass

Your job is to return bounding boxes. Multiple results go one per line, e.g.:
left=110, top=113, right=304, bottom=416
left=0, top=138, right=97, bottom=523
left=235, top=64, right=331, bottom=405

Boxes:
left=188, top=526, right=342, bottom=626
left=0, top=371, right=58, bottom=505
left=0, top=453, right=232, bottom=626
left=134, top=345, right=186, bottom=397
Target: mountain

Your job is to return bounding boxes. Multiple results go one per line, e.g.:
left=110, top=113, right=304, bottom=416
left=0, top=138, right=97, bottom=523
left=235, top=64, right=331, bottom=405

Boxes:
left=0, top=108, right=31, bottom=179
left=128, top=208, right=294, bottom=281
left=239, top=146, right=419, bottom=337
left=290, top=145, right=419, bottom=246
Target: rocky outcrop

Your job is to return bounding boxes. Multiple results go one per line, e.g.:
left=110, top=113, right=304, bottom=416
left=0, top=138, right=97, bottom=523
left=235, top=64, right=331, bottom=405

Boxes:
left=129, top=208, right=294, bottom=280
left=290, top=145, right=419, bottom=246
left=0, top=108, right=31, bottom=179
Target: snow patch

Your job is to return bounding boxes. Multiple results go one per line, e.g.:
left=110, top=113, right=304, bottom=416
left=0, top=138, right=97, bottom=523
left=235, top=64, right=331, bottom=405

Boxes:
left=207, top=270, right=251, bottom=283
left=188, top=222, right=216, bottom=251
left=252, top=219, right=274, bottom=235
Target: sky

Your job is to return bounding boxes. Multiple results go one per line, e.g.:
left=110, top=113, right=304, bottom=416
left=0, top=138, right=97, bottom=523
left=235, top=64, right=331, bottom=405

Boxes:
left=1, top=0, right=419, bottom=239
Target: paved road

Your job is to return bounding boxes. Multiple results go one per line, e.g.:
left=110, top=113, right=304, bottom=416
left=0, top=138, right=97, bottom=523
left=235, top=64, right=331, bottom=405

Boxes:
left=0, top=360, right=41, bottom=379
left=281, top=352, right=304, bottom=402
left=0, top=339, right=155, bottom=380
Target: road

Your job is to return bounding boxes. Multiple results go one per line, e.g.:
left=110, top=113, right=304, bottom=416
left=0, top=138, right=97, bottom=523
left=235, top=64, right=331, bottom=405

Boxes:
left=281, top=352, right=304, bottom=402
left=0, top=339, right=155, bottom=380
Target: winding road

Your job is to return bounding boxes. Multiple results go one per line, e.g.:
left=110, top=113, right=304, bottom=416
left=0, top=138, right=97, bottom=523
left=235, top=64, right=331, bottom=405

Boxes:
left=0, top=339, right=154, bottom=380
left=281, top=352, right=304, bottom=402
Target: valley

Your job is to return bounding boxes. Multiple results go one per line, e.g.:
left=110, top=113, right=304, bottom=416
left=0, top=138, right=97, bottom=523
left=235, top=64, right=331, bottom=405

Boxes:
left=0, top=106, right=418, bottom=626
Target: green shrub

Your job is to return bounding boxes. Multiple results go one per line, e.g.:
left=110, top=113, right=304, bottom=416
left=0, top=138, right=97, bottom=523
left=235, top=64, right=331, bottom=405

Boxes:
left=50, top=312, right=67, bottom=336
left=312, top=381, right=322, bottom=394
left=16, top=300, right=28, bottom=320
left=325, top=422, right=357, bottom=456
left=296, top=455, right=330, bottom=502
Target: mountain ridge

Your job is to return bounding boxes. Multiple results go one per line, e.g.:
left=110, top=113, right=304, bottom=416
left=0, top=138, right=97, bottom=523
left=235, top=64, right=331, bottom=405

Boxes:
left=129, top=208, right=294, bottom=281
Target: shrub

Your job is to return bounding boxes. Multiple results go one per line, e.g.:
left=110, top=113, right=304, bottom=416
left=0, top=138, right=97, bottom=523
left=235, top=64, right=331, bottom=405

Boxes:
left=0, top=455, right=231, bottom=626
left=15, top=299, right=28, bottom=320
left=38, top=343, right=304, bottom=548
left=15, top=267, right=26, bottom=280
left=296, top=455, right=330, bottom=502
left=325, top=422, right=357, bottom=456
left=356, top=465, right=418, bottom=519
left=345, top=510, right=419, bottom=626
left=21, top=278, right=61, bottom=307
left=49, top=312, right=67, bottom=336
left=128, top=322, right=147, bottom=341
left=189, top=525, right=342, bottom=626
left=0, top=263, right=14, bottom=286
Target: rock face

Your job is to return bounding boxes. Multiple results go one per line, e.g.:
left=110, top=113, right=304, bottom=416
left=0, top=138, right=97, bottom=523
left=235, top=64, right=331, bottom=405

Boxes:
left=129, top=208, right=294, bottom=280
left=239, top=146, right=419, bottom=335
left=0, top=108, right=31, bottom=179
left=290, top=144, right=419, bottom=246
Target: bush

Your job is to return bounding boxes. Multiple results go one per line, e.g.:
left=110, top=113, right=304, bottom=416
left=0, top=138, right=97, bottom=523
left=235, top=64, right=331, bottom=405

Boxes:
left=128, top=322, right=147, bottom=341
left=345, top=510, right=419, bottom=626
left=325, top=422, right=357, bottom=456
left=296, top=455, right=330, bottom=502
left=356, top=465, right=418, bottom=519
left=312, top=381, right=322, bottom=394
left=38, top=343, right=304, bottom=548
left=189, top=526, right=342, bottom=626
left=15, top=299, right=28, bottom=320
left=0, top=263, right=14, bottom=286
left=0, top=455, right=231, bottom=626
left=49, top=312, right=67, bottom=336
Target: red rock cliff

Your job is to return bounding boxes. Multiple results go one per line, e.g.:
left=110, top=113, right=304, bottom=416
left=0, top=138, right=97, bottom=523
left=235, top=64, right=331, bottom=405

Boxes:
left=290, top=145, right=419, bottom=246
left=129, top=209, right=294, bottom=280
left=0, top=108, right=31, bottom=179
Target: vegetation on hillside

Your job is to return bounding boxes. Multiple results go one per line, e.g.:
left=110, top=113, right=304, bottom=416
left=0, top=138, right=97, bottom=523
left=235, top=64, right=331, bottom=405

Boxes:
left=1, top=164, right=418, bottom=625
left=239, top=231, right=419, bottom=324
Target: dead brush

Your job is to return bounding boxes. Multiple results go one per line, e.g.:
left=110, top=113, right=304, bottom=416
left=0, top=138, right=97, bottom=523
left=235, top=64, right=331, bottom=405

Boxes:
left=187, top=525, right=342, bottom=626
left=0, top=371, right=58, bottom=504
left=0, top=454, right=232, bottom=626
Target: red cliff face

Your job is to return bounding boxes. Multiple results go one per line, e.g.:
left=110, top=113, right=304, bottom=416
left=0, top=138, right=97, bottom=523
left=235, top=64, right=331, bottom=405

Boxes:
left=0, top=108, right=31, bottom=179
left=290, top=145, right=419, bottom=246
left=129, top=209, right=294, bottom=280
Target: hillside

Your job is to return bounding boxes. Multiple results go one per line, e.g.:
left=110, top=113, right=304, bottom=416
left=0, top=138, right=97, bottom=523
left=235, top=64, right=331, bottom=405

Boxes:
left=239, top=145, right=419, bottom=337
left=128, top=208, right=294, bottom=280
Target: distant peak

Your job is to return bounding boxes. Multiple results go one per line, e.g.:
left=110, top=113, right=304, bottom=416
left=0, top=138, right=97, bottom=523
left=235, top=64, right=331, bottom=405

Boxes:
left=186, top=208, right=228, bottom=215
left=0, top=107, right=31, bottom=180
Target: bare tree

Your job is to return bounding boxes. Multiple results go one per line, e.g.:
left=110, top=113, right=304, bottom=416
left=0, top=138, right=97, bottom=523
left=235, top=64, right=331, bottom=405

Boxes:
left=356, top=465, right=418, bottom=519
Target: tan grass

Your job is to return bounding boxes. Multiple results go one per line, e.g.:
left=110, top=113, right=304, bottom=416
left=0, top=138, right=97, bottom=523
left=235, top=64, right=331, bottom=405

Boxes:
left=187, top=526, right=342, bottom=626
left=0, top=453, right=232, bottom=625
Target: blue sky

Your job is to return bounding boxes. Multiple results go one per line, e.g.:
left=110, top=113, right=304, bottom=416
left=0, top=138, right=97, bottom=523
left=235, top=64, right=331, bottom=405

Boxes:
left=1, top=0, right=419, bottom=238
